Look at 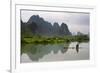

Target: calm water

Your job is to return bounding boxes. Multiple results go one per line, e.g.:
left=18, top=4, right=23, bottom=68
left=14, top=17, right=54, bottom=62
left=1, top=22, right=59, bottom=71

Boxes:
left=21, top=42, right=89, bottom=63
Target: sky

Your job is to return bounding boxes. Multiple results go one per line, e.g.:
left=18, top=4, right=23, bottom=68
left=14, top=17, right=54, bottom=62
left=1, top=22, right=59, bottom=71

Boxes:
left=21, top=10, right=90, bottom=34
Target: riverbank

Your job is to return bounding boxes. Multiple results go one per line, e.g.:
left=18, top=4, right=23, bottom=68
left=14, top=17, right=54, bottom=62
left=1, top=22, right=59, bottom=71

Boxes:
left=21, top=35, right=89, bottom=44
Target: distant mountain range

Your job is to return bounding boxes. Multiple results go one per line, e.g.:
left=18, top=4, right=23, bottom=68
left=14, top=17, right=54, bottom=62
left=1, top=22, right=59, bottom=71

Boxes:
left=21, top=15, right=72, bottom=37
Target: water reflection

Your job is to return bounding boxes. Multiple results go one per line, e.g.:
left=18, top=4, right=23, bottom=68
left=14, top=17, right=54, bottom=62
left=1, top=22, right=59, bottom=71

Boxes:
left=61, top=43, right=69, bottom=53
left=21, top=42, right=89, bottom=63
left=21, top=43, right=69, bottom=61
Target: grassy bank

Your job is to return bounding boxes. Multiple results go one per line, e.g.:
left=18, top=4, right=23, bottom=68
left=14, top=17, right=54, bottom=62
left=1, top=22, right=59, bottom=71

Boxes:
left=21, top=35, right=89, bottom=44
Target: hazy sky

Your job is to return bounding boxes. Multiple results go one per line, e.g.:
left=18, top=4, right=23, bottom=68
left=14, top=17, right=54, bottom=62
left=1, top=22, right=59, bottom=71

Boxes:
left=21, top=10, right=89, bottom=34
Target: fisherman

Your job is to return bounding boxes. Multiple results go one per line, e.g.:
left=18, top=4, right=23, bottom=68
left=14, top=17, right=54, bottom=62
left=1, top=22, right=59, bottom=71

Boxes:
left=76, top=43, right=79, bottom=53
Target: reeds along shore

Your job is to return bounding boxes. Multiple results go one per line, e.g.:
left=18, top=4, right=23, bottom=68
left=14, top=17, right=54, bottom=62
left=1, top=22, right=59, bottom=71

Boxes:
left=21, top=35, right=89, bottom=44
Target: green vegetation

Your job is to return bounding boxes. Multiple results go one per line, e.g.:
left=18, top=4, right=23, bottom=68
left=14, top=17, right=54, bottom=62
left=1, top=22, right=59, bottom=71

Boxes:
left=21, top=35, right=89, bottom=45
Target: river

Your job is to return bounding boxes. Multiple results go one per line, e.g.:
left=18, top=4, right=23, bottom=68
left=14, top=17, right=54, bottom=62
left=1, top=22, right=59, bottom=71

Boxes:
left=21, top=42, right=89, bottom=63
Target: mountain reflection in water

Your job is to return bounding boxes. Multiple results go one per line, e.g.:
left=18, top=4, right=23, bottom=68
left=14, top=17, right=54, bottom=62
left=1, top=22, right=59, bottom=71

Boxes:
left=21, top=42, right=89, bottom=63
